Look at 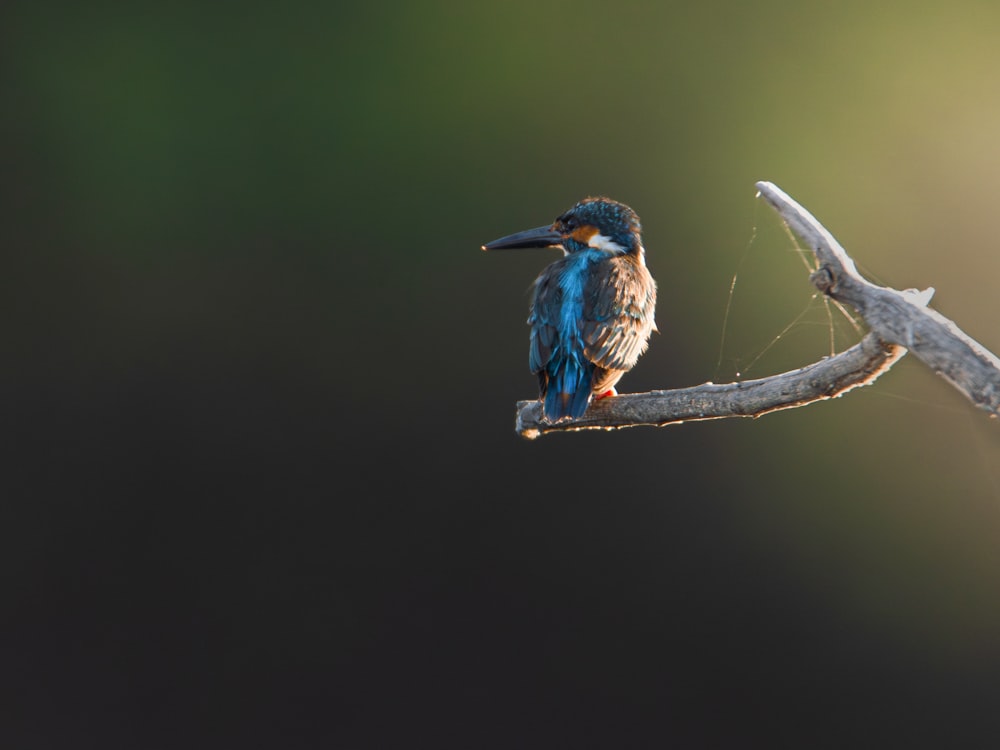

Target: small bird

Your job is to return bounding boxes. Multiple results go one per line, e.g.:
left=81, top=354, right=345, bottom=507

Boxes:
left=482, top=196, right=657, bottom=422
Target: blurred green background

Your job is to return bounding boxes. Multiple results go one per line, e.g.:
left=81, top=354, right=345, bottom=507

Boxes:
left=4, top=1, right=1000, bottom=746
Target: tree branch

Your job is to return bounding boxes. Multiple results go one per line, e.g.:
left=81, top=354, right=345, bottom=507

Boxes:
left=756, top=181, right=1000, bottom=417
left=514, top=181, right=1000, bottom=439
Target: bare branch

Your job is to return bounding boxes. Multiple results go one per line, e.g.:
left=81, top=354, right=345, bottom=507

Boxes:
left=755, top=181, right=1000, bottom=418
left=513, top=182, right=1000, bottom=439
left=516, top=333, right=904, bottom=439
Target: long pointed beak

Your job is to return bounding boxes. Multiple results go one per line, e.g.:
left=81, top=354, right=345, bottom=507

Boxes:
left=481, top=225, right=564, bottom=251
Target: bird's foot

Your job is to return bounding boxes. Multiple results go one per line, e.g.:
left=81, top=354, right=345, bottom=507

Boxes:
left=594, top=388, right=618, bottom=401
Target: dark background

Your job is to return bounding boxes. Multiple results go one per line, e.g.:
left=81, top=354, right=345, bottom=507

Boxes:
left=4, top=2, right=1000, bottom=747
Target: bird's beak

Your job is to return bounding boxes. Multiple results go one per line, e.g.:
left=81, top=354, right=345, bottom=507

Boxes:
left=481, top=225, right=564, bottom=251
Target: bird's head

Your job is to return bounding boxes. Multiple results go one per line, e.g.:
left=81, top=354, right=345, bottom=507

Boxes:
left=482, top=196, right=643, bottom=256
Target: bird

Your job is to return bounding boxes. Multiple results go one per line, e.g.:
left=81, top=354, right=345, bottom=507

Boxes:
left=482, top=196, right=657, bottom=422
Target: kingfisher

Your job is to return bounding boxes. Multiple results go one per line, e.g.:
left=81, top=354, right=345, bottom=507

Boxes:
left=482, top=196, right=657, bottom=422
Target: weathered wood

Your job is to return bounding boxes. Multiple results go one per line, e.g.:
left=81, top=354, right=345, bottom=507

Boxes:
left=516, top=333, right=903, bottom=439
left=756, top=181, right=1000, bottom=417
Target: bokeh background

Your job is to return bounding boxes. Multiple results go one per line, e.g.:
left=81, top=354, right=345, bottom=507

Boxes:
left=4, top=1, right=1000, bottom=747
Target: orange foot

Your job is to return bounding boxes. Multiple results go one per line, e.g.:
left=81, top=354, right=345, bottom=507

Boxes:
left=594, top=388, right=618, bottom=401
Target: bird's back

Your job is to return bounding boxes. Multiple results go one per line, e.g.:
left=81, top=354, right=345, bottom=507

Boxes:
left=530, top=250, right=656, bottom=420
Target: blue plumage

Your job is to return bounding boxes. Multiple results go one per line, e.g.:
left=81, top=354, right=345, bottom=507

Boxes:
left=483, top=197, right=658, bottom=422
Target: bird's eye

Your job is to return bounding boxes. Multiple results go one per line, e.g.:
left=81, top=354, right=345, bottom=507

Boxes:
left=560, top=215, right=576, bottom=230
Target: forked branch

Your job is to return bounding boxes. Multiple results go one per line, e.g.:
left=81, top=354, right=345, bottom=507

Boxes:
left=515, top=181, right=1000, bottom=439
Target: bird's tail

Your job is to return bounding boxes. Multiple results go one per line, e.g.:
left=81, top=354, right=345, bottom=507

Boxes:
left=542, top=356, right=593, bottom=421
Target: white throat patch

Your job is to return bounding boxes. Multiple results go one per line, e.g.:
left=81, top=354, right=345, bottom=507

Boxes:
left=587, top=233, right=626, bottom=254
